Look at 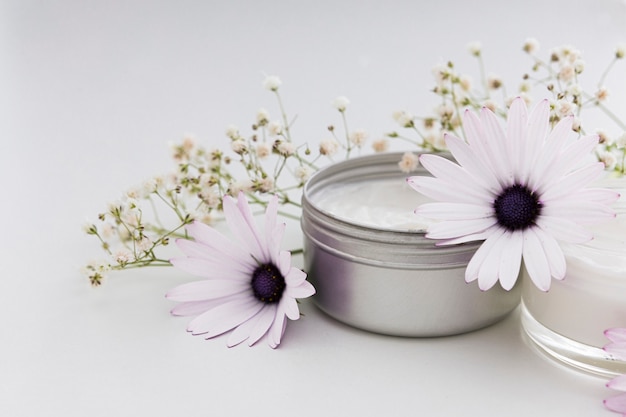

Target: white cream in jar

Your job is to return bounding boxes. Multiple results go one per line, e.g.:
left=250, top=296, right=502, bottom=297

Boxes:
left=521, top=176, right=626, bottom=375
left=313, top=177, right=434, bottom=231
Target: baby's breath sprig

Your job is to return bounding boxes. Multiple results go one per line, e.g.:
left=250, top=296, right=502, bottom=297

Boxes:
left=84, top=76, right=373, bottom=285
left=390, top=38, right=626, bottom=176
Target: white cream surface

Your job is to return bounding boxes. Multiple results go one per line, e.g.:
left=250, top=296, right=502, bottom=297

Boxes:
left=312, top=177, right=434, bottom=231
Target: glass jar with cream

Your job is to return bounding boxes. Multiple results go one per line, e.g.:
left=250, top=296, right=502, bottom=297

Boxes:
left=301, top=152, right=521, bottom=337
left=521, top=176, right=626, bottom=376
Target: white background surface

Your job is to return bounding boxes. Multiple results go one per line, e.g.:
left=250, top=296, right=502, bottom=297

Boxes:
left=3, top=1, right=626, bottom=415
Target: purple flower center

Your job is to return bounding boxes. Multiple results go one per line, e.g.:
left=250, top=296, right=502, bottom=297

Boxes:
left=493, top=184, right=542, bottom=231
left=251, top=263, right=286, bottom=304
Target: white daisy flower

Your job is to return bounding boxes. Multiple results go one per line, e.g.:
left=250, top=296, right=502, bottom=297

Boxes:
left=167, top=193, right=315, bottom=348
left=407, top=97, right=618, bottom=292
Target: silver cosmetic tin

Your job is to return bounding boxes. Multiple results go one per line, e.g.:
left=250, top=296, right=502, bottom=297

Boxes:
left=301, top=152, right=521, bottom=337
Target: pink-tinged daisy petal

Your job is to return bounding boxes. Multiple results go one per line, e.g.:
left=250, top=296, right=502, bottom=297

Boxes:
left=246, top=305, right=278, bottom=346
left=465, top=228, right=506, bottom=284
left=533, top=227, right=566, bottom=280
left=166, top=279, right=249, bottom=302
left=497, top=231, right=524, bottom=291
left=416, top=202, right=493, bottom=221
left=535, top=216, right=593, bottom=244
left=185, top=222, right=256, bottom=268
left=606, top=328, right=626, bottom=343
left=171, top=300, right=220, bottom=317
left=540, top=162, right=606, bottom=201
left=187, top=296, right=263, bottom=337
left=174, top=239, right=254, bottom=275
left=533, top=135, right=600, bottom=193
left=267, top=222, right=286, bottom=266
left=411, top=99, right=615, bottom=292
left=277, top=250, right=291, bottom=278
left=285, top=279, right=316, bottom=299
left=444, top=134, right=501, bottom=193
left=223, top=194, right=267, bottom=263
left=527, top=116, right=573, bottom=189
left=426, top=217, right=497, bottom=240
left=604, top=343, right=626, bottom=361
left=520, top=99, right=550, bottom=180
left=268, top=307, right=287, bottom=348
left=462, top=110, right=500, bottom=178
left=541, top=201, right=616, bottom=225
left=607, top=374, right=626, bottom=391
left=435, top=224, right=498, bottom=246
left=282, top=296, right=301, bottom=320
left=558, top=188, right=620, bottom=206
left=476, top=231, right=508, bottom=291
left=604, top=393, right=626, bottom=415
left=166, top=193, right=316, bottom=348
left=522, top=229, right=552, bottom=291
left=169, top=257, right=251, bottom=281
left=481, top=106, right=514, bottom=184
left=419, top=154, right=493, bottom=198
left=285, top=267, right=307, bottom=287
left=226, top=305, right=268, bottom=347
left=505, top=97, right=528, bottom=178
left=407, top=176, right=489, bottom=205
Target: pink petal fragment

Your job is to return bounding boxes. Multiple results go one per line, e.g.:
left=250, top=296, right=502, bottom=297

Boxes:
left=522, top=228, right=552, bottom=291
left=165, top=279, right=249, bottom=302
left=607, top=374, right=626, bottom=391
left=604, top=342, right=626, bottom=361
left=604, top=393, right=626, bottom=414
left=606, top=328, right=626, bottom=343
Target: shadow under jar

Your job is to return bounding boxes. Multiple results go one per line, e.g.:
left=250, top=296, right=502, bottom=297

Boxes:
left=301, top=152, right=521, bottom=337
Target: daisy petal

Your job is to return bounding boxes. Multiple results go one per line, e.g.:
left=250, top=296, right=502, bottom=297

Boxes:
left=282, top=296, right=301, bottom=320
left=169, top=257, right=251, bottom=281
left=604, top=342, right=626, bottom=361
left=268, top=308, right=287, bottom=348
left=604, top=393, right=626, bottom=414
left=187, top=296, right=263, bottom=338
left=535, top=216, right=593, bottom=244
left=247, top=305, right=278, bottom=346
left=482, top=105, right=513, bottom=184
left=227, top=309, right=263, bottom=347
left=444, top=133, right=501, bottom=193
left=540, top=162, right=605, bottom=201
left=465, top=228, right=506, bottom=285
left=407, top=174, right=490, bottom=205
left=557, top=188, right=620, bottom=206
left=420, top=154, right=492, bottom=197
left=175, top=239, right=254, bottom=275
left=533, top=227, right=566, bottom=280
left=476, top=231, right=507, bottom=291
left=520, top=99, right=550, bottom=180
left=166, top=279, right=249, bottom=302
left=541, top=201, right=616, bottom=225
left=505, top=97, right=528, bottom=178
left=426, top=217, right=497, bottom=240
left=285, top=280, right=316, bottom=299
left=606, top=328, right=626, bottom=343
left=185, top=222, right=256, bottom=268
left=171, top=300, right=220, bottom=317
left=498, top=231, right=523, bottom=290
left=417, top=202, right=493, bottom=221
left=522, top=228, right=551, bottom=291
left=285, top=267, right=307, bottom=287
left=223, top=194, right=266, bottom=262
left=607, top=374, right=626, bottom=391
